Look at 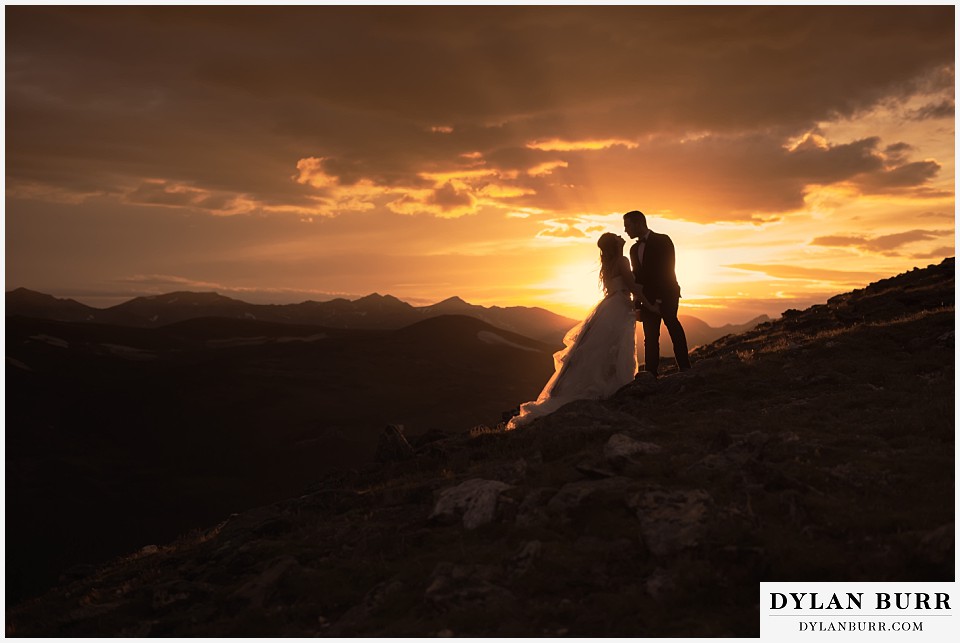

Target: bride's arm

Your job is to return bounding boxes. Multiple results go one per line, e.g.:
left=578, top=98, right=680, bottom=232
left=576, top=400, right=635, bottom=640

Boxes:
left=619, top=257, right=657, bottom=308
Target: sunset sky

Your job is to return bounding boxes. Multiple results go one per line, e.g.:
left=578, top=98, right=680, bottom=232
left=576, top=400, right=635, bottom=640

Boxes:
left=5, top=5, right=955, bottom=325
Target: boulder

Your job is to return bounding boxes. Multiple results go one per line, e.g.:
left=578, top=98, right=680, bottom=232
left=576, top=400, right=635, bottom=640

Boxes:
left=603, top=433, right=663, bottom=467
left=505, top=540, right=542, bottom=578
left=546, top=477, right=641, bottom=523
left=230, top=556, right=300, bottom=608
left=424, top=562, right=512, bottom=611
left=429, top=479, right=512, bottom=529
left=515, top=488, right=556, bottom=528
left=629, top=488, right=712, bottom=556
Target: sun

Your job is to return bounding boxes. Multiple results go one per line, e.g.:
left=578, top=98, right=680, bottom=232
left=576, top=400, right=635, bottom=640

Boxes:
left=534, top=258, right=606, bottom=319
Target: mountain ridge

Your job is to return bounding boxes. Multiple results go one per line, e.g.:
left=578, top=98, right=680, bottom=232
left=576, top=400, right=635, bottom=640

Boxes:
left=6, top=288, right=577, bottom=344
left=6, top=287, right=770, bottom=351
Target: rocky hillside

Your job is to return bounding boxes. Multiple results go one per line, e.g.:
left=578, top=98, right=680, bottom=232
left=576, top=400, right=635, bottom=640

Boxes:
left=6, top=258, right=954, bottom=637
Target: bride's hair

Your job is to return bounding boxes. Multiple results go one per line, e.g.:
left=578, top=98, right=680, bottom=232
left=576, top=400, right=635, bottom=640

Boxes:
left=597, top=232, right=626, bottom=295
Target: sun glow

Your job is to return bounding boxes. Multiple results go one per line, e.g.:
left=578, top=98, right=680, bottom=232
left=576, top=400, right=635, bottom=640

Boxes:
left=534, top=258, right=606, bottom=318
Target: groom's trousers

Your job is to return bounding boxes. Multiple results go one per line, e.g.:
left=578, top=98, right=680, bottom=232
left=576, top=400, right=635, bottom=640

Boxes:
left=638, top=297, right=691, bottom=375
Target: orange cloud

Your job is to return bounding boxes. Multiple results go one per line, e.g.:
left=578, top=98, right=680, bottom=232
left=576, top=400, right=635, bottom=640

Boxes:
left=125, top=179, right=258, bottom=216
left=536, top=217, right=597, bottom=240
left=727, top=264, right=881, bottom=284
left=528, top=160, right=569, bottom=176
left=526, top=138, right=638, bottom=152
left=419, top=168, right=503, bottom=184
left=294, top=157, right=339, bottom=189
left=810, top=229, right=953, bottom=255
left=478, top=184, right=536, bottom=198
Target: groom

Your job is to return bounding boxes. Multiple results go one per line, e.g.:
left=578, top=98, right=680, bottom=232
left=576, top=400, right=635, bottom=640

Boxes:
left=623, top=210, right=691, bottom=377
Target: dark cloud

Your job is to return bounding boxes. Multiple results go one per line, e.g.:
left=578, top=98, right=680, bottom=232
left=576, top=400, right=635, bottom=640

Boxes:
left=428, top=182, right=475, bottom=211
left=126, top=181, right=206, bottom=208
left=883, top=142, right=914, bottom=163
left=810, top=229, right=953, bottom=254
left=906, top=99, right=956, bottom=121
left=914, top=246, right=955, bottom=260
left=5, top=5, right=954, bottom=221
left=857, top=160, right=942, bottom=192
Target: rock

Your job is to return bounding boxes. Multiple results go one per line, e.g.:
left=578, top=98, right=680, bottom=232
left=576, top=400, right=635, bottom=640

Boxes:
left=574, top=462, right=618, bottom=479
left=139, top=545, right=159, bottom=555
left=918, top=522, right=954, bottom=567
left=629, top=488, right=712, bottom=556
left=628, top=371, right=659, bottom=395
left=537, top=400, right=651, bottom=437
left=546, top=477, right=641, bottom=523
left=230, top=556, right=300, bottom=608
left=375, top=424, right=415, bottom=463
left=691, top=357, right=722, bottom=375
left=486, top=458, right=528, bottom=484
left=644, top=567, right=678, bottom=601
left=151, top=580, right=209, bottom=612
left=603, top=433, right=663, bottom=466
left=506, top=540, right=542, bottom=578
left=424, top=562, right=512, bottom=611
left=329, top=578, right=405, bottom=635
left=515, top=488, right=556, bottom=528
left=429, top=479, right=512, bottom=529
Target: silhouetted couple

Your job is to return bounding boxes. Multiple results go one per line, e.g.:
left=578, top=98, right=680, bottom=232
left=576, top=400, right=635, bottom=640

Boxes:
left=507, top=211, right=690, bottom=429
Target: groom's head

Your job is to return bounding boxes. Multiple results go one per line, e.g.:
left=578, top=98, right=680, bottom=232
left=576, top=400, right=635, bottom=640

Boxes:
left=623, top=210, right=648, bottom=238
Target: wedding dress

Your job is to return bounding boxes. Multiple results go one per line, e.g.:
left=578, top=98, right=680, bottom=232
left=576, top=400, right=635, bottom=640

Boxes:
left=507, top=275, right=637, bottom=429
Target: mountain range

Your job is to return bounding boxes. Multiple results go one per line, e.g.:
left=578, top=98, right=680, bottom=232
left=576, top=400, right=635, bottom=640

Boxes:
left=5, top=288, right=771, bottom=353
left=4, top=289, right=576, bottom=343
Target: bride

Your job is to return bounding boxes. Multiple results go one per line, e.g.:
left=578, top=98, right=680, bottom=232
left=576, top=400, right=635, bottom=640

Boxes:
left=507, top=232, right=651, bottom=430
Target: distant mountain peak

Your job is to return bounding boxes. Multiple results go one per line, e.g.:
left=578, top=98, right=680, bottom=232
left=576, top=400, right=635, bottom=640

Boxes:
left=6, top=288, right=92, bottom=313
left=355, top=293, right=407, bottom=306
left=7, top=287, right=67, bottom=300
left=137, top=291, right=242, bottom=304
left=424, top=296, right=473, bottom=311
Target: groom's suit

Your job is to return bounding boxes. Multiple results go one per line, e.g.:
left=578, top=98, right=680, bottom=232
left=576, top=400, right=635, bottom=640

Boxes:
left=630, top=231, right=691, bottom=375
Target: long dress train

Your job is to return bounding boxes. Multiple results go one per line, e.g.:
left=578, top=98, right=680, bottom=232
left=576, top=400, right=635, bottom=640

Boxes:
left=507, top=277, right=637, bottom=429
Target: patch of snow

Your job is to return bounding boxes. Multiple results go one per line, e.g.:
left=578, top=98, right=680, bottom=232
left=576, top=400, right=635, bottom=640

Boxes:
left=477, top=330, right=541, bottom=353
left=207, top=336, right=271, bottom=348
left=208, top=334, right=329, bottom=348
left=276, top=334, right=328, bottom=343
left=100, top=344, right=158, bottom=361
left=6, top=357, right=33, bottom=371
left=28, top=334, right=69, bottom=349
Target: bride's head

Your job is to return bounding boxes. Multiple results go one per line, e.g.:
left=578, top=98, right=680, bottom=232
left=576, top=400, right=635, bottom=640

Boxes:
left=597, top=233, right=625, bottom=294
